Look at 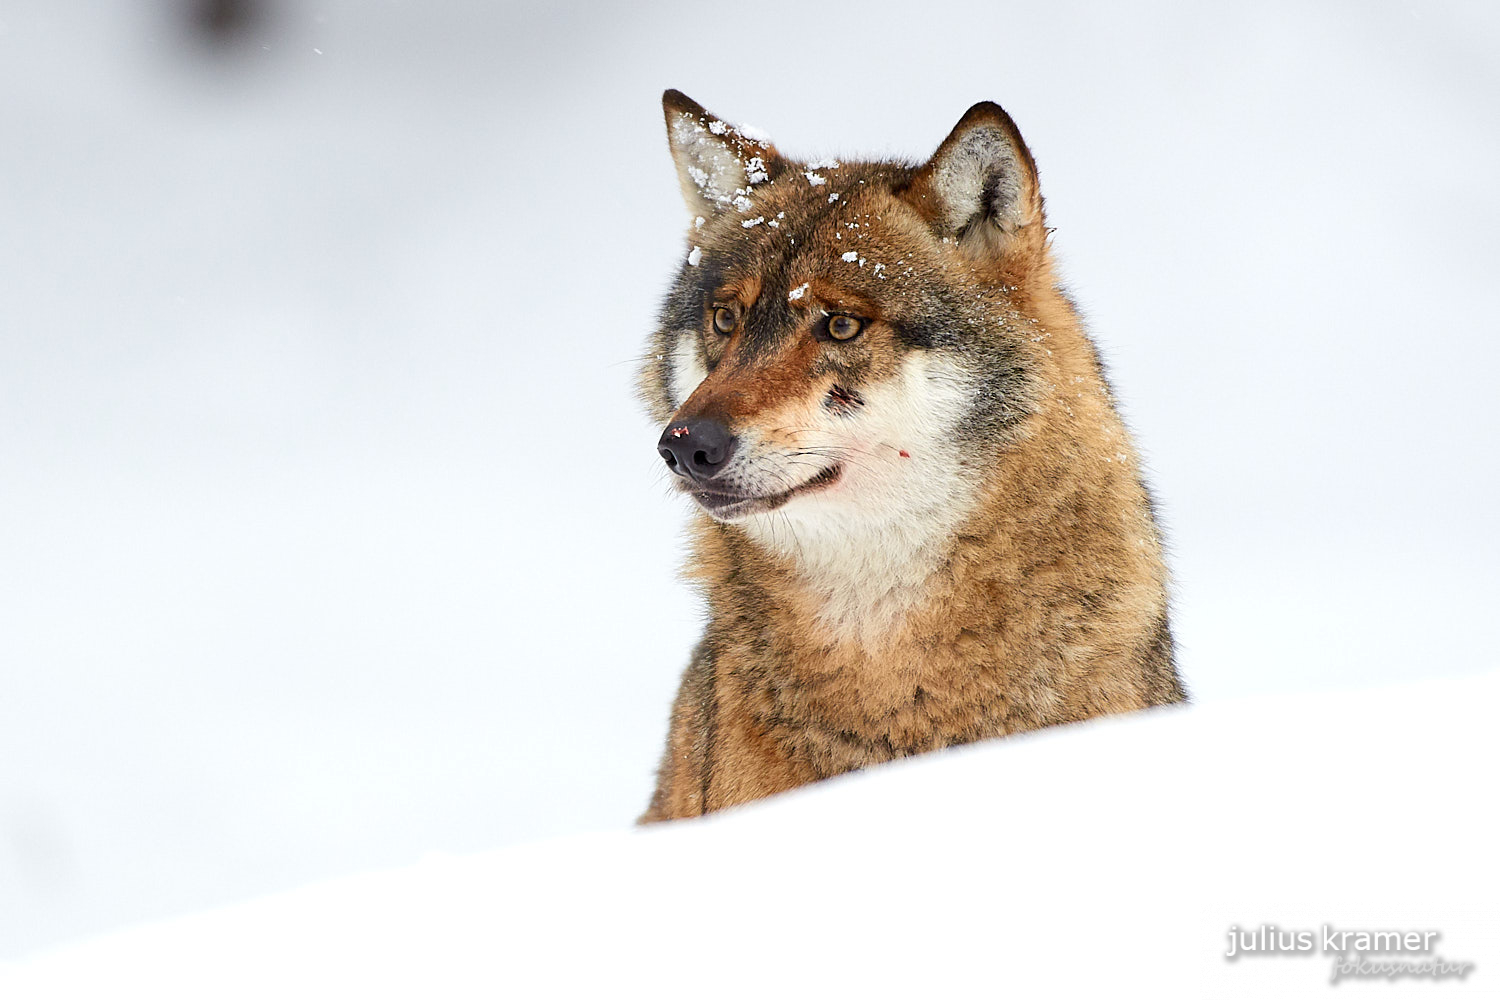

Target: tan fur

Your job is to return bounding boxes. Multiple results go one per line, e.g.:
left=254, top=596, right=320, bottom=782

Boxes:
left=639, top=93, right=1185, bottom=822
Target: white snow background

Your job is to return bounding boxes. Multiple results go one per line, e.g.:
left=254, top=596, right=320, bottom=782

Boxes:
left=1, top=0, right=1497, bottom=989
left=4, top=669, right=1497, bottom=998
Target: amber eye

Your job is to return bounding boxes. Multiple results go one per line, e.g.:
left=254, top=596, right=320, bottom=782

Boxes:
left=712, top=306, right=737, bottom=335
left=827, top=315, right=864, bottom=341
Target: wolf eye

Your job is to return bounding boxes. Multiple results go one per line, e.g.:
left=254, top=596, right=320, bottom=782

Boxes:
left=712, top=306, right=737, bottom=335
left=827, top=315, right=864, bottom=341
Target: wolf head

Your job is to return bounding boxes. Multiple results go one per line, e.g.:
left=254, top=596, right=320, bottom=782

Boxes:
left=640, top=90, right=1062, bottom=552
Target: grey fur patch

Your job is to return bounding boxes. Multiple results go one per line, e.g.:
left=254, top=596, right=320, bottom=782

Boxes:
left=931, top=126, right=1024, bottom=234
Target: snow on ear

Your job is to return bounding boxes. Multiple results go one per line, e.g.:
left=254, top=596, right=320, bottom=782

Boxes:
left=663, top=89, right=783, bottom=218
left=911, top=102, right=1044, bottom=254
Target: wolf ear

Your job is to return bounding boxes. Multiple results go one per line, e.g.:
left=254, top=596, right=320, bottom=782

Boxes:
left=663, top=89, right=784, bottom=219
left=908, top=102, right=1044, bottom=257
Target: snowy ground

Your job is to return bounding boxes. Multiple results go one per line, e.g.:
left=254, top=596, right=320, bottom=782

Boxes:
left=2, top=0, right=1498, bottom=967
left=4, top=669, right=1496, bottom=998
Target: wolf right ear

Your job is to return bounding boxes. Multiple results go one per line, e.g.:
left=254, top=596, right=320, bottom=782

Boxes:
left=907, top=102, right=1045, bottom=259
left=663, top=89, right=785, bottom=219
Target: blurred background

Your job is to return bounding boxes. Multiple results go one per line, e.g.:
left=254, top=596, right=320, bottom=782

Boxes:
left=2, top=0, right=1496, bottom=958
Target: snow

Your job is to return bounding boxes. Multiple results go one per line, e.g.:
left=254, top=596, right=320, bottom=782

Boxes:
left=1, top=0, right=1497, bottom=972
left=2, top=669, right=1495, bottom=998
left=734, top=122, right=773, bottom=143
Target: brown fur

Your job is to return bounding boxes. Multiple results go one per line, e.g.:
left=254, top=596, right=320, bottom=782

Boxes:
left=639, top=92, right=1185, bottom=822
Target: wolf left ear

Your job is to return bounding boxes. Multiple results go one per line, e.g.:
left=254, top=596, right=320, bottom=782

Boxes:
left=908, top=102, right=1045, bottom=257
left=662, top=89, right=785, bottom=219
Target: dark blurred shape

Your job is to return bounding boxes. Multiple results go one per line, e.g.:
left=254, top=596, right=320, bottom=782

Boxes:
left=187, top=0, right=268, bottom=46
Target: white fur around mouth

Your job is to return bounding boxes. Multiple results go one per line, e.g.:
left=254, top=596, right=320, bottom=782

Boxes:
left=690, top=464, right=842, bottom=520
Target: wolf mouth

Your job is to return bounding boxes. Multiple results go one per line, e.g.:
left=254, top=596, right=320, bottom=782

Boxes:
left=690, top=464, right=842, bottom=520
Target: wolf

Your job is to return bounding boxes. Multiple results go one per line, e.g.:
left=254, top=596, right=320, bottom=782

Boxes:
left=637, top=90, right=1186, bottom=822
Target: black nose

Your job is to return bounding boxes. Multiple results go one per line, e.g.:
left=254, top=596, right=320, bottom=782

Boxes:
left=658, top=419, right=735, bottom=482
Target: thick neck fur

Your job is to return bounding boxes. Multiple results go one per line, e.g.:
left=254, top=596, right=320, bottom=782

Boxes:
left=732, top=479, right=973, bottom=650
